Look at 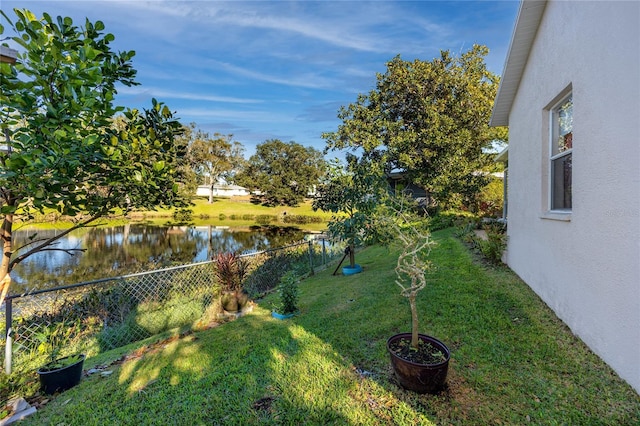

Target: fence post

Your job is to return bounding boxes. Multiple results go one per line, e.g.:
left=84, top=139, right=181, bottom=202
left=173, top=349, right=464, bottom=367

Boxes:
left=4, top=298, right=13, bottom=374
left=308, top=240, right=314, bottom=276
left=322, top=238, right=326, bottom=266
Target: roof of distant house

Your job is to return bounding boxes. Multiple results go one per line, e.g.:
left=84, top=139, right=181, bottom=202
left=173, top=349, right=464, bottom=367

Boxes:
left=0, top=46, right=18, bottom=64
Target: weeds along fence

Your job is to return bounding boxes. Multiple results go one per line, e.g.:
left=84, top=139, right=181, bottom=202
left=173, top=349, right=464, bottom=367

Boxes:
left=1, top=237, right=344, bottom=377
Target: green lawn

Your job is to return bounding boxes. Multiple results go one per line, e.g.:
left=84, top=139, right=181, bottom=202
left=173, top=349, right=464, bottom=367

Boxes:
left=20, top=229, right=640, bottom=425
left=133, top=197, right=332, bottom=223
left=21, top=197, right=333, bottom=231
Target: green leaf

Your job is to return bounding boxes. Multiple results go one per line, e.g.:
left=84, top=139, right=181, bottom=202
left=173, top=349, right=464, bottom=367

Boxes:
left=153, top=161, right=165, bottom=172
left=5, top=157, right=26, bottom=168
left=1, top=205, right=16, bottom=214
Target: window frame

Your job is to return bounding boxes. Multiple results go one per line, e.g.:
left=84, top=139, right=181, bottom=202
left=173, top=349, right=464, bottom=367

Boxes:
left=548, top=93, right=573, bottom=212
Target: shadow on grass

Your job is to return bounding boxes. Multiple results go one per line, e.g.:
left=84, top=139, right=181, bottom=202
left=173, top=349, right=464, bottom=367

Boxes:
left=20, top=229, right=640, bottom=425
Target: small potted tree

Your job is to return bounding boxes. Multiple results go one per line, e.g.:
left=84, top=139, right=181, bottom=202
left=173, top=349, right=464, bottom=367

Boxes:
left=213, top=252, right=250, bottom=313
left=381, top=195, right=451, bottom=394
left=35, top=321, right=85, bottom=395
left=312, top=155, right=385, bottom=275
left=271, top=271, right=299, bottom=320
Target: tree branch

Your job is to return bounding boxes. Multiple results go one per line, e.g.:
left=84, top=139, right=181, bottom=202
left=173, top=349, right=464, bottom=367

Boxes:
left=36, top=246, right=86, bottom=256
left=9, top=210, right=105, bottom=270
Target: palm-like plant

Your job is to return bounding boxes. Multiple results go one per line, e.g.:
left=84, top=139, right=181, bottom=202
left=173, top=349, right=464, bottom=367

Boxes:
left=213, top=252, right=249, bottom=311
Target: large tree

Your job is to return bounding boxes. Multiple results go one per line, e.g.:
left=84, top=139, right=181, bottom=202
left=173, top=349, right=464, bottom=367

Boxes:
left=182, top=124, right=245, bottom=203
left=323, top=44, right=506, bottom=209
left=235, top=139, right=326, bottom=207
left=0, top=9, right=190, bottom=307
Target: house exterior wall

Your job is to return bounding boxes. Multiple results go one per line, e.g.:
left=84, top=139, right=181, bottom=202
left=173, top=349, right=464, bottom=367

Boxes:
left=195, top=185, right=249, bottom=197
left=505, top=1, right=640, bottom=392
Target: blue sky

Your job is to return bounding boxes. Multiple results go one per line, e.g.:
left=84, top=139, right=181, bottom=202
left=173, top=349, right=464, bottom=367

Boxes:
left=3, top=1, right=520, bottom=159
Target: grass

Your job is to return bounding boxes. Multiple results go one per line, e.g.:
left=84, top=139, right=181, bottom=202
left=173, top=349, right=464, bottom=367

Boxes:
left=17, top=229, right=640, bottom=425
left=21, top=197, right=333, bottom=232
left=131, top=197, right=332, bottom=229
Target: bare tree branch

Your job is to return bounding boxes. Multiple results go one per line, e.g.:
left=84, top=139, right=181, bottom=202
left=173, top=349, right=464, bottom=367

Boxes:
left=9, top=211, right=105, bottom=270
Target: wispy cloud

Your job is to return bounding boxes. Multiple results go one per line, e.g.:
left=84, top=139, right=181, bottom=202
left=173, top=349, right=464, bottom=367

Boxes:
left=118, top=86, right=263, bottom=104
left=110, top=1, right=455, bottom=55
left=3, top=0, right=519, bottom=154
left=203, top=59, right=338, bottom=90
left=176, top=107, right=291, bottom=124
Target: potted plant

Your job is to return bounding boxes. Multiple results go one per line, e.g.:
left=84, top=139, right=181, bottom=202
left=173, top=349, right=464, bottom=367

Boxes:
left=35, top=322, right=85, bottom=395
left=381, top=195, right=451, bottom=394
left=213, top=252, right=250, bottom=313
left=271, top=271, right=299, bottom=319
left=312, top=155, right=385, bottom=275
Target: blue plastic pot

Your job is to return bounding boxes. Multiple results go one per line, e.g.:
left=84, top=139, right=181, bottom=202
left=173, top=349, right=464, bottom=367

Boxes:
left=272, top=311, right=296, bottom=320
left=342, top=264, right=363, bottom=275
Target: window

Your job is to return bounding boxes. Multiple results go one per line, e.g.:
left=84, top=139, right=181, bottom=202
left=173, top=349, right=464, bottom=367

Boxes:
left=550, top=94, right=572, bottom=211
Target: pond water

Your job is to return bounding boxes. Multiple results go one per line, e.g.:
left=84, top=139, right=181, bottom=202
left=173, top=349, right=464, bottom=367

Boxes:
left=11, top=223, right=309, bottom=293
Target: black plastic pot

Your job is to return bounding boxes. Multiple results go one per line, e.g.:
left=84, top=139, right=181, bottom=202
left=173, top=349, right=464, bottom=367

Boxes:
left=37, top=354, right=85, bottom=395
left=387, top=333, right=450, bottom=394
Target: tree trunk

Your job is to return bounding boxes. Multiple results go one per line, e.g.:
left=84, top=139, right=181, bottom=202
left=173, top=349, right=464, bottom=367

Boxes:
left=208, top=175, right=214, bottom=204
left=0, top=214, right=14, bottom=308
left=349, top=243, right=355, bottom=268
left=409, top=293, right=419, bottom=348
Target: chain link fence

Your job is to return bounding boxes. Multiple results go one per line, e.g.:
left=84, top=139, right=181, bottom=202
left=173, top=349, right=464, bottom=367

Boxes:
left=1, top=237, right=344, bottom=382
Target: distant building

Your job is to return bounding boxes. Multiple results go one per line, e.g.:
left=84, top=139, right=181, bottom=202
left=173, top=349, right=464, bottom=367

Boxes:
left=386, top=172, right=428, bottom=199
left=0, top=46, right=18, bottom=64
left=196, top=184, right=250, bottom=198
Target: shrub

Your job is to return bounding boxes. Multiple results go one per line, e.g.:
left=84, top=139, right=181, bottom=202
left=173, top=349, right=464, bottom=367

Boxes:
left=255, top=215, right=276, bottom=225
left=477, top=222, right=507, bottom=263
left=172, top=208, right=193, bottom=222
left=473, top=178, right=504, bottom=217
left=243, top=249, right=308, bottom=297
left=282, top=214, right=323, bottom=224
left=428, top=210, right=476, bottom=231
left=275, top=271, right=299, bottom=314
left=455, top=220, right=507, bottom=264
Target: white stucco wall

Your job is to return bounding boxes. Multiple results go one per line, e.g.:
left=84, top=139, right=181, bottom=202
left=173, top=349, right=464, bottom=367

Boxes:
left=505, top=1, right=640, bottom=392
left=196, top=185, right=249, bottom=197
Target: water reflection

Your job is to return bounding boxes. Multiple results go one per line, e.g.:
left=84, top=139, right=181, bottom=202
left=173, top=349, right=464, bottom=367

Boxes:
left=12, top=224, right=306, bottom=293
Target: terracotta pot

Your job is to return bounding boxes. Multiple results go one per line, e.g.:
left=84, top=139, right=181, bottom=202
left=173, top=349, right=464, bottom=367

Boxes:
left=221, top=291, right=249, bottom=312
left=387, top=333, right=450, bottom=394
